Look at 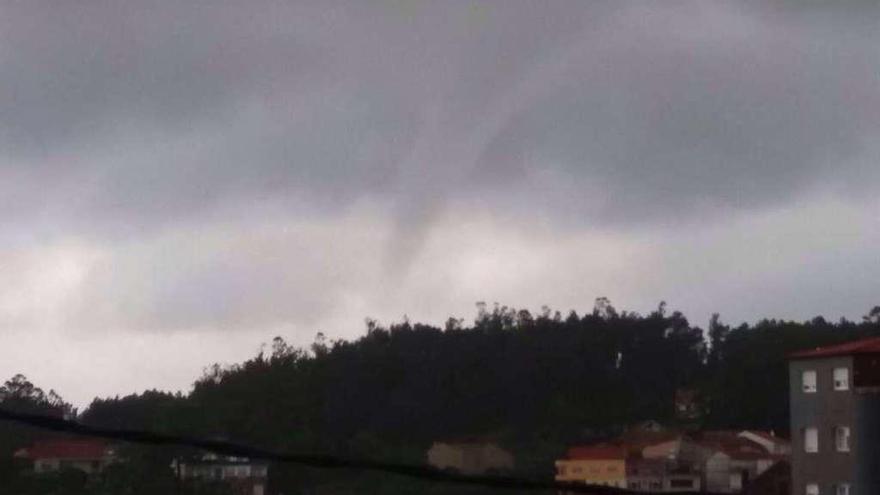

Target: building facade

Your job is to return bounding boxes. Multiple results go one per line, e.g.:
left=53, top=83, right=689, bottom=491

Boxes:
left=555, top=445, right=627, bottom=489
left=626, top=457, right=702, bottom=493
left=173, top=453, right=268, bottom=495
left=790, top=337, right=880, bottom=495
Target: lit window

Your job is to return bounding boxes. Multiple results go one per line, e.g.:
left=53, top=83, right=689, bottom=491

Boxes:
left=836, top=483, right=850, bottom=495
left=834, top=368, right=849, bottom=391
left=803, top=371, right=817, bottom=393
left=806, top=483, right=819, bottom=495
left=805, top=427, right=819, bottom=453
left=835, top=426, right=850, bottom=452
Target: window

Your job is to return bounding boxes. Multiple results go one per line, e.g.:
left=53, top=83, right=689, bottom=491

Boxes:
left=803, top=370, right=818, bottom=393
left=836, top=483, right=850, bottom=495
left=806, top=483, right=820, bottom=495
left=835, top=426, right=850, bottom=452
left=834, top=368, right=849, bottom=391
left=805, top=427, right=819, bottom=453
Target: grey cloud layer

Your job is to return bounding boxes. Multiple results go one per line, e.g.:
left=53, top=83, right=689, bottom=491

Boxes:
left=3, top=1, right=878, bottom=239
left=2, top=1, right=880, bottom=403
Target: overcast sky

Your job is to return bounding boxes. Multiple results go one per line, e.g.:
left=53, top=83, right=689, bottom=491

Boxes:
left=2, top=0, right=879, bottom=407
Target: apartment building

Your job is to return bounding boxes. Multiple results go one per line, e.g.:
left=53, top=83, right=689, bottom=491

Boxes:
left=789, top=337, right=880, bottom=494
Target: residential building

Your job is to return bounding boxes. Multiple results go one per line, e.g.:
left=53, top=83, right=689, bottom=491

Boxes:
left=639, top=437, right=707, bottom=492
left=426, top=440, right=514, bottom=475
left=13, top=439, right=117, bottom=474
left=173, top=453, right=268, bottom=495
left=789, top=337, right=880, bottom=495
left=626, top=456, right=702, bottom=493
left=626, top=457, right=667, bottom=492
left=693, top=430, right=787, bottom=493
left=555, top=444, right=627, bottom=489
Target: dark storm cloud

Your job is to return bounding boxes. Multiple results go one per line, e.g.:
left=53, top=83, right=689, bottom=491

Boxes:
left=2, top=1, right=878, bottom=239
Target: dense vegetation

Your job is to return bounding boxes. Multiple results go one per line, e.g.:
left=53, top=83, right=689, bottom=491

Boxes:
left=4, top=300, right=880, bottom=494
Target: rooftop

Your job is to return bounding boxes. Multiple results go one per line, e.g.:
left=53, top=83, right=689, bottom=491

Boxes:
left=15, top=439, right=113, bottom=461
left=789, top=336, right=880, bottom=360
left=563, top=444, right=627, bottom=460
left=692, top=431, right=777, bottom=461
left=740, top=430, right=788, bottom=445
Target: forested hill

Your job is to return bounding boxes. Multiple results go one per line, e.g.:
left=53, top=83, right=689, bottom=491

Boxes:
left=80, top=301, right=880, bottom=450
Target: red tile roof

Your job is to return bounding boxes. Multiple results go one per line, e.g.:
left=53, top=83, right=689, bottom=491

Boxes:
left=789, top=337, right=880, bottom=360
left=564, top=444, right=627, bottom=460
left=17, top=439, right=112, bottom=460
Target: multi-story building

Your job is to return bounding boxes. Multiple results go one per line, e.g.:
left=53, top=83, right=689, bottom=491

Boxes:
left=789, top=337, right=880, bottom=495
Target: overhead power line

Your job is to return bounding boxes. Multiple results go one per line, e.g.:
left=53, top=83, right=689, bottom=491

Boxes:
left=0, top=407, right=728, bottom=495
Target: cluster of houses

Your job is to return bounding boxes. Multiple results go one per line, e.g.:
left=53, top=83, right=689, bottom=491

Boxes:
left=13, top=439, right=268, bottom=495
left=13, top=335, right=880, bottom=495
left=426, top=424, right=791, bottom=494
left=554, top=425, right=790, bottom=493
